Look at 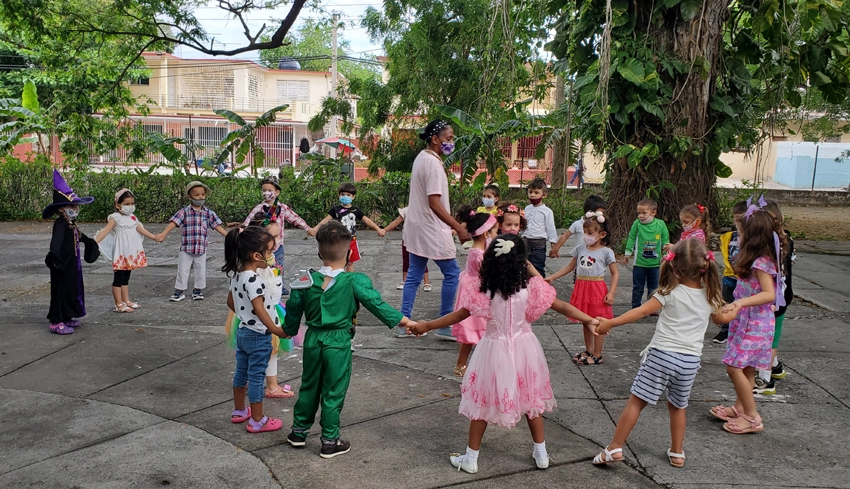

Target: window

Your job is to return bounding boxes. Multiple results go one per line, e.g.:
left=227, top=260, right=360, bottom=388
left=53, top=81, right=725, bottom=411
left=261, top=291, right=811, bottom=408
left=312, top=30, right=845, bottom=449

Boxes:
left=824, top=135, right=841, bottom=143
left=130, top=78, right=150, bottom=85
left=183, top=128, right=196, bottom=157
left=276, top=80, right=310, bottom=101
left=198, top=127, right=227, bottom=146
left=278, top=128, right=294, bottom=152
left=141, top=124, right=163, bottom=135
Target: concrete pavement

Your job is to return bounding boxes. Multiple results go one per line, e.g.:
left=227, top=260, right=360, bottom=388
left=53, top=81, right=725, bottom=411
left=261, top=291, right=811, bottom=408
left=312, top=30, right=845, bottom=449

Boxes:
left=0, top=222, right=848, bottom=488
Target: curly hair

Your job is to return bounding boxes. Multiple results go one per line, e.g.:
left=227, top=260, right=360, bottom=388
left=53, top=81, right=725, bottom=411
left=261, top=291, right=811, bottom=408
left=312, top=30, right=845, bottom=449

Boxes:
left=496, top=202, right=527, bottom=230
left=657, top=239, right=724, bottom=310
left=479, top=234, right=530, bottom=300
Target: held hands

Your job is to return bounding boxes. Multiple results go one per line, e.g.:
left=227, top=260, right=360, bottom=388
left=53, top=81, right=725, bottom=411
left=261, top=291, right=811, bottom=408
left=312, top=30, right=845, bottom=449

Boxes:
left=153, top=233, right=165, bottom=243
left=548, top=248, right=561, bottom=259
left=456, top=228, right=472, bottom=243
left=617, top=255, right=630, bottom=265
left=407, top=320, right=430, bottom=336
left=306, top=227, right=317, bottom=237
left=721, top=301, right=741, bottom=315
left=544, top=276, right=557, bottom=284
left=584, top=317, right=601, bottom=335
left=663, top=243, right=673, bottom=253
left=603, top=292, right=615, bottom=305
left=377, top=228, right=387, bottom=238
left=593, top=317, right=613, bottom=336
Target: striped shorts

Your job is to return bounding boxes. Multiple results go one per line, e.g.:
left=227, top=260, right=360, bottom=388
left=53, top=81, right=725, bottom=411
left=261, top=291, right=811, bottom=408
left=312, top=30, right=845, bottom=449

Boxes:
left=630, top=348, right=700, bottom=409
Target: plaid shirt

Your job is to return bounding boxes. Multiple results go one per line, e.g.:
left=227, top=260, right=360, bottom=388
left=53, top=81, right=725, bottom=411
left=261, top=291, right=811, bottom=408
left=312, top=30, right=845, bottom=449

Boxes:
left=170, top=205, right=222, bottom=255
left=242, top=202, right=310, bottom=244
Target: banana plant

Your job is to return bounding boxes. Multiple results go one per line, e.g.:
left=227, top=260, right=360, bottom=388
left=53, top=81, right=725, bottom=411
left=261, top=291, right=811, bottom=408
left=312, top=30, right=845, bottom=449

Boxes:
left=0, top=80, right=46, bottom=154
left=213, top=105, right=289, bottom=176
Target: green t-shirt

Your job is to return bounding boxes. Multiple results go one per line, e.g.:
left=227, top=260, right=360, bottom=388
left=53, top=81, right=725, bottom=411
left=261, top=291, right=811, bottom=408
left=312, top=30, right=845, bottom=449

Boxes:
left=624, top=219, right=669, bottom=268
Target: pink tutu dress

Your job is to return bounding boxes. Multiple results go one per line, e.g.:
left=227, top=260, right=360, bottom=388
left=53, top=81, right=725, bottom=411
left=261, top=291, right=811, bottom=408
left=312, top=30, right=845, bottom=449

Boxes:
left=452, top=248, right=487, bottom=344
left=457, top=276, right=558, bottom=428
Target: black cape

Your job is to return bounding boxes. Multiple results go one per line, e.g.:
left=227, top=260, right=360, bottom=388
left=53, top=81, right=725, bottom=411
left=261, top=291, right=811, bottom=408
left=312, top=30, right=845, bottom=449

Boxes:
left=45, top=219, right=99, bottom=323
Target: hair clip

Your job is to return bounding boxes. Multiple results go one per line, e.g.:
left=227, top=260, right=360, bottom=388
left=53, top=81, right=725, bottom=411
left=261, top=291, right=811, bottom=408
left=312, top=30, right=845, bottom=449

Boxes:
left=585, top=210, right=605, bottom=223
left=697, top=204, right=706, bottom=213
left=494, top=239, right=515, bottom=257
left=744, top=194, right=769, bottom=220
left=705, top=251, right=715, bottom=261
left=663, top=252, right=676, bottom=262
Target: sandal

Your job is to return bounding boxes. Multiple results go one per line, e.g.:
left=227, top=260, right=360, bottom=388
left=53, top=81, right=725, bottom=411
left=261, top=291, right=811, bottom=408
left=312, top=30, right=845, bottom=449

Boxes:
left=723, top=414, right=763, bottom=434
left=126, top=301, right=141, bottom=309
left=667, top=449, right=685, bottom=468
left=49, top=323, right=74, bottom=335
left=592, top=446, right=624, bottom=465
left=423, top=284, right=433, bottom=292
left=710, top=405, right=739, bottom=421
left=231, top=407, right=251, bottom=423
left=113, top=302, right=134, bottom=313
left=454, top=365, right=467, bottom=377
left=578, top=353, right=603, bottom=365
left=572, top=350, right=591, bottom=364
left=265, top=385, right=295, bottom=399
left=246, top=416, right=283, bottom=433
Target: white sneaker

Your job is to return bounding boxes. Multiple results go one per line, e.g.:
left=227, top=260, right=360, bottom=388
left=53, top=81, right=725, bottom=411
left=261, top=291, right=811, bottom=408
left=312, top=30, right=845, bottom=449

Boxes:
left=450, top=453, right=478, bottom=474
left=533, top=453, right=550, bottom=469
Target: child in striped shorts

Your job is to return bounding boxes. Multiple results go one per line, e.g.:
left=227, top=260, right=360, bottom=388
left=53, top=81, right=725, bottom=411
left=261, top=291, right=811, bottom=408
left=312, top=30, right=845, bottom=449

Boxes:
left=589, top=239, right=733, bottom=468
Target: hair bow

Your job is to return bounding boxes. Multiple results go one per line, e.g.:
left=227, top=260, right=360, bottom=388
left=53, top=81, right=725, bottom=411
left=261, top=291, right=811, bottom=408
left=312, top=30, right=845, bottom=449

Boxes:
left=744, top=194, right=768, bottom=221
left=697, top=204, right=706, bottom=213
left=663, top=252, right=676, bottom=262
left=469, top=210, right=475, bottom=217
left=705, top=251, right=715, bottom=261
left=494, top=238, right=515, bottom=257
left=585, top=210, right=605, bottom=223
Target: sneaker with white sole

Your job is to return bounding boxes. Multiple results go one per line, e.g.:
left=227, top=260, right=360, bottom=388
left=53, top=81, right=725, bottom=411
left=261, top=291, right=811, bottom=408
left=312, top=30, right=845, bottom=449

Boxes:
left=712, top=330, right=728, bottom=344
left=320, top=438, right=351, bottom=459
left=169, top=290, right=185, bottom=302
left=286, top=431, right=306, bottom=448
left=192, top=289, right=204, bottom=300
left=771, top=362, right=787, bottom=379
left=450, top=453, right=478, bottom=474
left=533, top=453, right=550, bottom=469
left=433, top=328, right=456, bottom=341
left=754, top=377, right=776, bottom=395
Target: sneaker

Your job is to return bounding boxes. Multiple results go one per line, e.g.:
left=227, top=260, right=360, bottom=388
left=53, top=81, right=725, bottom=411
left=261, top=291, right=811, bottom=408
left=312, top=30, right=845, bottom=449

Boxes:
left=286, top=431, right=307, bottom=448
left=712, top=330, right=728, bottom=344
left=533, top=453, right=550, bottom=470
left=449, top=453, right=478, bottom=474
left=753, top=377, right=776, bottom=395
left=170, top=290, right=185, bottom=302
left=281, top=286, right=290, bottom=296
left=320, top=438, right=351, bottom=459
left=433, top=327, right=456, bottom=341
left=771, top=362, right=787, bottom=380
left=192, top=289, right=204, bottom=300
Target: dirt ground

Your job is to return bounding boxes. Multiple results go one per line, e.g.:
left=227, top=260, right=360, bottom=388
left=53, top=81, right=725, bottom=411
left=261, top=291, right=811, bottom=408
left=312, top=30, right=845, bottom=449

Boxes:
left=783, top=205, right=850, bottom=240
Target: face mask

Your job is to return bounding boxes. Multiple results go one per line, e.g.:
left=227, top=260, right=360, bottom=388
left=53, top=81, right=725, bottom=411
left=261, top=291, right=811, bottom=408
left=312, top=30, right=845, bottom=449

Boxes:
left=262, top=191, right=274, bottom=202
left=583, top=234, right=598, bottom=246
left=264, top=255, right=276, bottom=267
left=120, top=205, right=135, bottom=216
left=639, top=216, right=654, bottom=224
left=191, top=199, right=205, bottom=207
left=683, top=221, right=695, bottom=232
left=482, top=197, right=496, bottom=208
left=440, top=141, right=455, bottom=155
left=65, top=209, right=79, bottom=220
left=339, top=196, right=353, bottom=206
left=529, top=197, right=542, bottom=206
left=503, top=228, right=519, bottom=235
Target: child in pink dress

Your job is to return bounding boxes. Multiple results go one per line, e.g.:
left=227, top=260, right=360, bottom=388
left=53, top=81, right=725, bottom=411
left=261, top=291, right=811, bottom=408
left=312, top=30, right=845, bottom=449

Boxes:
left=410, top=234, right=598, bottom=474
left=666, top=204, right=708, bottom=253
left=452, top=206, right=498, bottom=377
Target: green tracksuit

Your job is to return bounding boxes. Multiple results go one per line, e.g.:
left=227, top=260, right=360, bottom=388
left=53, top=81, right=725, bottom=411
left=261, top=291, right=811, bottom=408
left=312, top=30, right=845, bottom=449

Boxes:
left=284, top=270, right=403, bottom=440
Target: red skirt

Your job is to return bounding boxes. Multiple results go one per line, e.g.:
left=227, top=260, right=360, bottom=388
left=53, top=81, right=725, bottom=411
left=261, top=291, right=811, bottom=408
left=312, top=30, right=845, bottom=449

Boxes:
left=349, top=236, right=361, bottom=263
left=569, top=279, right=613, bottom=322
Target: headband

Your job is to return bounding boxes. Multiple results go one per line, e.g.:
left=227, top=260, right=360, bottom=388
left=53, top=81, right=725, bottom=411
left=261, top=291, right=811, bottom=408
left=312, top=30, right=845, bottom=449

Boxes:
left=471, top=215, right=497, bottom=237
left=423, top=120, right=448, bottom=140
left=497, top=204, right=524, bottom=217
left=114, top=188, right=133, bottom=204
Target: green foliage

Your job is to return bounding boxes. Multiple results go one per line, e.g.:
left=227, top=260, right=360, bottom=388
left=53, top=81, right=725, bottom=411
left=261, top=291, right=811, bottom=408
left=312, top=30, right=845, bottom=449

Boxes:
left=213, top=105, right=290, bottom=176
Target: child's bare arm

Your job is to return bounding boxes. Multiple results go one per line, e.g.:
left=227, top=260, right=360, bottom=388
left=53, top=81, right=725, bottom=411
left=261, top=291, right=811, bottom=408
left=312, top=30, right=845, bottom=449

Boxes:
left=310, top=215, right=333, bottom=234
left=137, top=224, right=157, bottom=240
left=227, top=291, right=235, bottom=313
left=214, top=225, right=228, bottom=236
left=250, top=296, right=287, bottom=338
left=94, top=219, right=118, bottom=243
left=383, top=216, right=404, bottom=233
left=361, top=216, right=386, bottom=237
left=604, top=262, right=619, bottom=305
left=596, top=298, right=663, bottom=335
left=549, top=231, right=571, bottom=258
left=410, top=309, right=471, bottom=335
left=545, top=257, right=577, bottom=283
left=550, top=298, right=594, bottom=323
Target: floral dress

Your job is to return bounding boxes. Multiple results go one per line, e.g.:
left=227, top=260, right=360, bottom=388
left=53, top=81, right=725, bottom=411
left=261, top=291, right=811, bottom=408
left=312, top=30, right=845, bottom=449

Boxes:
left=723, top=256, right=776, bottom=370
left=108, top=212, right=147, bottom=271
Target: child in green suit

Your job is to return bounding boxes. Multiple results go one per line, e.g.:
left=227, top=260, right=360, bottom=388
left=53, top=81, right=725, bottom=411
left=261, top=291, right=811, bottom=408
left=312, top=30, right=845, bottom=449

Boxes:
left=284, top=221, right=415, bottom=458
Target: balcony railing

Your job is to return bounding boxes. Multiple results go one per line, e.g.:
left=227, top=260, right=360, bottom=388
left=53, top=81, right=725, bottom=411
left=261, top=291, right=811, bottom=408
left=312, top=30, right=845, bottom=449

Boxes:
left=142, top=94, right=313, bottom=116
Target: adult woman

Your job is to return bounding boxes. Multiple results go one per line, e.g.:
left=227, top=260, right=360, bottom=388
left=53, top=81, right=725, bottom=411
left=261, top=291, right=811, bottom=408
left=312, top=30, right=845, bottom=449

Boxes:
left=397, top=120, right=471, bottom=339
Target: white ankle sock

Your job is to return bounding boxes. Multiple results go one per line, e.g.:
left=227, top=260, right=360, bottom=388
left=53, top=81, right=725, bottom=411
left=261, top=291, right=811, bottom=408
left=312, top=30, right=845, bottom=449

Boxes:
left=533, top=441, right=547, bottom=458
left=465, top=446, right=479, bottom=461
left=772, top=356, right=779, bottom=368
left=758, top=368, right=771, bottom=382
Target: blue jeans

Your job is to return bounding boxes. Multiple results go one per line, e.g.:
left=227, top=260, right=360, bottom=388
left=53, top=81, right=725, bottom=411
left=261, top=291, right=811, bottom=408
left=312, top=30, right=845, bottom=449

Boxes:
left=273, top=245, right=288, bottom=292
left=527, top=246, right=547, bottom=277
left=632, top=266, right=659, bottom=309
left=401, top=252, right=460, bottom=336
left=233, top=327, right=273, bottom=403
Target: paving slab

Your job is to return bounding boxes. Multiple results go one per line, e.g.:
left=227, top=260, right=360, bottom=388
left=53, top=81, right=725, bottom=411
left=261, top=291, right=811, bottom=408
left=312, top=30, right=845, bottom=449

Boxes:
left=453, top=459, right=662, bottom=488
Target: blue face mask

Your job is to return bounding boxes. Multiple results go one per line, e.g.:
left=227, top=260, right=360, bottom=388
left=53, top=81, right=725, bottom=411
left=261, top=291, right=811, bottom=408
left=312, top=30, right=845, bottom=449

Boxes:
left=482, top=197, right=496, bottom=208
left=339, top=196, right=353, bottom=206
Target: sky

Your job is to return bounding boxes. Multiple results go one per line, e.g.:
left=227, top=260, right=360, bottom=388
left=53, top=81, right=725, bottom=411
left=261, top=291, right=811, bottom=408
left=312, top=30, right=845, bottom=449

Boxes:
left=176, top=0, right=385, bottom=62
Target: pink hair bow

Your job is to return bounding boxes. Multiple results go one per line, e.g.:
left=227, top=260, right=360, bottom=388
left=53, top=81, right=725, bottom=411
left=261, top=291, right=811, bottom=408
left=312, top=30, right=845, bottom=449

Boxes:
left=663, top=252, right=676, bottom=262
left=706, top=251, right=715, bottom=261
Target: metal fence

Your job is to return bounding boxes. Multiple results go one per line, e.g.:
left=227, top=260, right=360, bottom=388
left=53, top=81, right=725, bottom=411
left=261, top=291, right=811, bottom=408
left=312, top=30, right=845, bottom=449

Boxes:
left=773, top=142, right=850, bottom=191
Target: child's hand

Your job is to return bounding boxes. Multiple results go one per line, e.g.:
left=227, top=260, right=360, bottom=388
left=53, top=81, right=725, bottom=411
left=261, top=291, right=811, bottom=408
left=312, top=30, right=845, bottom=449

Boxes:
left=603, top=292, right=615, bottom=305
left=663, top=243, right=673, bottom=253
left=377, top=228, right=387, bottom=238
left=585, top=318, right=600, bottom=335
left=595, top=317, right=613, bottom=335
left=721, top=301, right=741, bottom=315
left=548, top=248, right=561, bottom=258
left=409, top=321, right=430, bottom=336
left=154, top=233, right=164, bottom=243
left=306, top=227, right=317, bottom=237
left=617, top=256, right=630, bottom=265
left=544, top=276, right=556, bottom=284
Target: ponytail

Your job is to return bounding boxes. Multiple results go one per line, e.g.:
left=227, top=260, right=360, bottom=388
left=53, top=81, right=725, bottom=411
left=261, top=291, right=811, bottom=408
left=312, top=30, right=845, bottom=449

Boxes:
left=222, top=226, right=274, bottom=277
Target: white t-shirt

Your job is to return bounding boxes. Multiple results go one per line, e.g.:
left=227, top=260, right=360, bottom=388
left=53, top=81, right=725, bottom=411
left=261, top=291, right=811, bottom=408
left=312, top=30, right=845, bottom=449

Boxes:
left=403, top=150, right=456, bottom=260
left=524, top=204, right=558, bottom=242
left=568, top=218, right=584, bottom=237
left=646, top=284, right=715, bottom=357
left=231, top=270, right=280, bottom=334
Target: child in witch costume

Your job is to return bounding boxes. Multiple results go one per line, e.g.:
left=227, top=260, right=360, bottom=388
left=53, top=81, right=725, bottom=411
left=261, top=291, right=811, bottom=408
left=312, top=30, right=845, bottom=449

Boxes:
left=284, top=221, right=415, bottom=458
left=43, top=170, right=100, bottom=335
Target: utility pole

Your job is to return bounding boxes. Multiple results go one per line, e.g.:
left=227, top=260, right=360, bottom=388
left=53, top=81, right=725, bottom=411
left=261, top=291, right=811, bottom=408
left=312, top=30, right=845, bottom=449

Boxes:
left=329, top=13, right=339, bottom=159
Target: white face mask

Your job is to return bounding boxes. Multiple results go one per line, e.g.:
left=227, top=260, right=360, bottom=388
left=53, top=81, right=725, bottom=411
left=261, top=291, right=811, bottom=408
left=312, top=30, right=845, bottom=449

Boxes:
left=639, top=216, right=654, bottom=224
left=262, top=191, right=275, bottom=202
left=121, top=205, right=135, bottom=215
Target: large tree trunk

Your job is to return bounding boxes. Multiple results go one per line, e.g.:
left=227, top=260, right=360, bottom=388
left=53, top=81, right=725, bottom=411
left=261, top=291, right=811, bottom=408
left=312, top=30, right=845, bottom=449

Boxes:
left=607, top=1, right=729, bottom=246
left=550, top=75, right=568, bottom=189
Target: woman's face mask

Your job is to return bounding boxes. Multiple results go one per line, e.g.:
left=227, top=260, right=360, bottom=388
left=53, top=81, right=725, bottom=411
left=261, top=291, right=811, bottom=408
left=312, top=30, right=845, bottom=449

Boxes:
left=440, top=141, right=455, bottom=155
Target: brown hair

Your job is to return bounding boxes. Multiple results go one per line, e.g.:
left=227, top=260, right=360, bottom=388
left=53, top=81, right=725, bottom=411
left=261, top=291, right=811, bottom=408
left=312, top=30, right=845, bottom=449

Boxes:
left=637, top=198, right=657, bottom=211
left=496, top=202, right=527, bottom=230
left=657, top=239, right=723, bottom=310
left=733, top=210, right=778, bottom=279
left=316, top=220, right=352, bottom=261
left=761, top=198, right=789, bottom=266
left=681, top=203, right=710, bottom=236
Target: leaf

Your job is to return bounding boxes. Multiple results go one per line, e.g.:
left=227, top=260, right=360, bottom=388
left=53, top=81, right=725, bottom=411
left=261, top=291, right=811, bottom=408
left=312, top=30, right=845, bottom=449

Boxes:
left=612, top=144, right=635, bottom=158
left=21, top=80, right=39, bottom=112
left=256, top=104, right=290, bottom=127
left=213, top=109, right=248, bottom=126
left=714, top=160, right=733, bottom=178
left=812, top=71, right=831, bottom=86
left=680, top=0, right=702, bottom=21
left=434, top=105, right=483, bottom=134
left=616, top=58, right=646, bottom=85
left=472, top=172, right=488, bottom=187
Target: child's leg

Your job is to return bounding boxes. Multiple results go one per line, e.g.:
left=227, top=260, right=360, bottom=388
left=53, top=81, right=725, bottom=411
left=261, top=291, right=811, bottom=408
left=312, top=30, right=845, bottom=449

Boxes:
left=175, top=251, right=192, bottom=291
left=646, top=267, right=659, bottom=300
left=291, top=341, right=323, bottom=435
left=608, top=394, right=648, bottom=452
left=727, top=365, right=759, bottom=419
left=247, top=335, right=273, bottom=422
left=121, top=285, right=130, bottom=304
left=233, top=336, right=249, bottom=411
left=525, top=415, right=545, bottom=443
left=111, top=271, right=124, bottom=306
left=193, top=253, right=207, bottom=290
left=667, top=401, right=686, bottom=462
left=631, top=267, right=646, bottom=309
left=265, top=354, right=281, bottom=393
left=592, top=333, right=605, bottom=359
left=581, top=323, right=594, bottom=355
left=456, top=343, right=473, bottom=369
left=318, top=344, right=352, bottom=442
left=423, top=269, right=430, bottom=285
left=467, top=420, right=488, bottom=450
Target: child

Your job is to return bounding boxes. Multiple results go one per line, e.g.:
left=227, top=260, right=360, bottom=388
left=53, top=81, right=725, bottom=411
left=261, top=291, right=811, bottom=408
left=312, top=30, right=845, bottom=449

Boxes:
left=383, top=207, right=431, bottom=292
left=452, top=206, right=498, bottom=377
left=546, top=212, right=618, bottom=365
left=710, top=203, right=783, bottom=434
left=43, top=170, right=99, bottom=335
left=94, top=188, right=158, bottom=313
left=753, top=199, right=794, bottom=395
left=621, top=198, right=669, bottom=309
left=523, top=178, right=558, bottom=277
left=590, top=239, right=728, bottom=467
left=477, top=184, right=500, bottom=215
left=497, top=203, right=526, bottom=235
left=243, top=175, right=315, bottom=295
left=550, top=194, right=608, bottom=258
left=408, top=234, right=598, bottom=473
left=284, top=221, right=415, bottom=458
left=156, top=181, right=228, bottom=301
left=310, top=182, right=386, bottom=272
left=714, top=201, right=748, bottom=344
left=665, top=204, right=708, bottom=252
left=223, top=226, right=288, bottom=433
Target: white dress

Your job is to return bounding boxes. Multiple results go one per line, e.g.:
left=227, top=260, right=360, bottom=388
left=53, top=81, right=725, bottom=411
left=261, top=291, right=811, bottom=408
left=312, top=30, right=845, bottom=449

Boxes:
left=108, top=212, right=147, bottom=271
